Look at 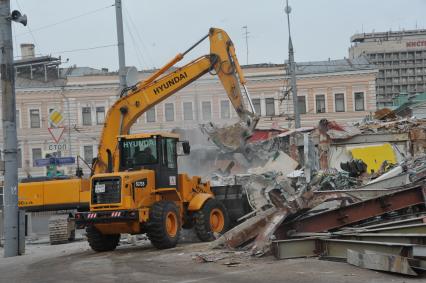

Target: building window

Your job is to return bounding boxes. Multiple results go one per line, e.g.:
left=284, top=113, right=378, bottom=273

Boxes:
left=96, top=107, right=105, bottom=125
left=201, top=101, right=212, bottom=120
left=354, top=92, right=365, bottom=111
left=83, top=145, right=93, bottom=164
left=183, top=102, right=193, bottom=121
left=265, top=98, right=275, bottom=116
left=82, top=107, right=92, bottom=126
left=32, top=148, right=42, bottom=166
left=17, top=148, right=22, bottom=168
left=334, top=93, right=345, bottom=112
left=16, top=109, right=20, bottom=129
left=165, top=103, right=174, bottom=122
left=252, top=98, right=261, bottom=115
left=220, top=100, right=230, bottom=119
left=29, top=109, right=40, bottom=128
left=316, top=95, right=326, bottom=113
left=297, top=96, right=306, bottom=114
left=146, top=107, right=156, bottom=122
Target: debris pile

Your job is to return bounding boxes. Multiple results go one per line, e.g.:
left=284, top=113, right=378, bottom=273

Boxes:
left=358, top=117, right=426, bottom=134
left=205, top=117, right=426, bottom=277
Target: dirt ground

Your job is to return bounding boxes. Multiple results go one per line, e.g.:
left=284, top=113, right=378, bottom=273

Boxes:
left=0, top=239, right=424, bottom=283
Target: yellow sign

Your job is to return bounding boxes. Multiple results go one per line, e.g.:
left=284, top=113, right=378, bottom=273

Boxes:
left=48, top=110, right=63, bottom=126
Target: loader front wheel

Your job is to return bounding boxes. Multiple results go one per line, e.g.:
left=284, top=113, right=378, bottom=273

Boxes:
left=194, top=199, right=229, bottom=242
left=86, top=225, right=120, bottom=252
left=147, top=201, right=181, bottom=249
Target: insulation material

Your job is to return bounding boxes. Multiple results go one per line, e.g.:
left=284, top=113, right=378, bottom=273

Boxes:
left=348, top=143, right=397, bottom=173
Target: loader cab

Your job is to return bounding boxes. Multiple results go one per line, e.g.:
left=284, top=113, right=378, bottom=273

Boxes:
left=118, top=133, right=189, bottom=188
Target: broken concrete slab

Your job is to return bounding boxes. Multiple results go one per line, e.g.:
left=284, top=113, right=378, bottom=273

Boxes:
left=209, top=207, right=277, bottom=249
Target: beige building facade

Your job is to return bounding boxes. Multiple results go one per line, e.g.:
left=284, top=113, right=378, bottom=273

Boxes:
left=0, top=58, right=377, bottom=179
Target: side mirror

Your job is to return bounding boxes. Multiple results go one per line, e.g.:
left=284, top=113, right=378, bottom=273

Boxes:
left=182, top=141, right=190, bottom=155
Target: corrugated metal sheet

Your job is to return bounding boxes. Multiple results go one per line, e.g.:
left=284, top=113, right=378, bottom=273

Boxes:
left=412, top=102, right=426, bottom=119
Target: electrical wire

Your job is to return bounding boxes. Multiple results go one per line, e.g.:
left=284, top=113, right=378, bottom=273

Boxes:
left=49, top=44, right=117, bottom=55
left=123, top=4, right=156, bottom=69
left=15, top=0, right=41, bottom=52
left=14, top=3, right=114, bottom=37
left=122, top=13, right=146, bottom=69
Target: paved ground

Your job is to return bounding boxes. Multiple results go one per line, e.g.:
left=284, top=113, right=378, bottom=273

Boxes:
left=0, top=240, right=425, bottom=283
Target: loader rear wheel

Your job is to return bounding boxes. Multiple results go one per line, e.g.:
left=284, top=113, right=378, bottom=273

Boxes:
left=86, top=226, right=120, bottom=252
left=194, top=199, right=229, bottom=242
left=147, top=201, right=181, bottom=249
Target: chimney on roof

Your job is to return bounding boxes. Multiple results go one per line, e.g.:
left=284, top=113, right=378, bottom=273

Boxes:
left=20, top=43, right=35, bottom=59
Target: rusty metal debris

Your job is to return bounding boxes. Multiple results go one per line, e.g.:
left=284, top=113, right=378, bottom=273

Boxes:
left=205, top=116, right=426, bottom=277
left=347, top=249, right=418, bottom=276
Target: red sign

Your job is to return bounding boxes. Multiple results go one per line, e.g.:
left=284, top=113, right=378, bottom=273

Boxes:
left=406, top=41, right=426, bottom=48
left=48, top=127, right=65, bottom=144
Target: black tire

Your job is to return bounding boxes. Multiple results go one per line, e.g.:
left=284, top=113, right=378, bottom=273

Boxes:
left=194, top=198, right=230, bottom=242
left=146, top=201, right=181, bottom=249
left=86, top=225, right=120, bottom=252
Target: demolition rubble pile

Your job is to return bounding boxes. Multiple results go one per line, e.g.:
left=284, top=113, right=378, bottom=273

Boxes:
left=206, top=116, right=426, bottom=277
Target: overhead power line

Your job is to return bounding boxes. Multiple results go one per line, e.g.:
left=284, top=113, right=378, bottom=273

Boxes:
left=14, top=3, right=114, bottom=37
left=15, top=0, right=40, bottom=51
left=122, top=12, right=146, bottom=69
left=49, top=44, right=117, bottom=55
left=123, top=4, right=156, bottom=69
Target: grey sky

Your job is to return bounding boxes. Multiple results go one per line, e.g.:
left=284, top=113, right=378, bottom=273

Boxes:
left=11, top=0, right=426, bottom=71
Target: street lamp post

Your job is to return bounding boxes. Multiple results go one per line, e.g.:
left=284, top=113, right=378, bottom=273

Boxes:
left=285, top=0, right=301, bottom=128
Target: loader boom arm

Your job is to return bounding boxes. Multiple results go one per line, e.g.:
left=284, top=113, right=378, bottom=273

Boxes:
left=93, top=28, right=256, bottom=174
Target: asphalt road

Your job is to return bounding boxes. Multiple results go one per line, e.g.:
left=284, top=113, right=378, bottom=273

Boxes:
left=0, top=241, right=424, bottom=283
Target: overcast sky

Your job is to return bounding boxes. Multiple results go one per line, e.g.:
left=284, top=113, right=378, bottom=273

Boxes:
left=10, top=0, right=426, bottom=71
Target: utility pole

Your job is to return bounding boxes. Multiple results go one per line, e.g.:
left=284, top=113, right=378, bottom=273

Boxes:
left=1, top=0, right=26, bottom=257
left=242, top=26, right=249, bottom=65
left=285, top=0, right=301, bottom=128
left=115, top=0, right=126, bottom=93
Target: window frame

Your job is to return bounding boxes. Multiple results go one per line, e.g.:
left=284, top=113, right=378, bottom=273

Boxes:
left=82, top=107, right=92, bottom=126
left=265, top=98, right=275, bottom=116
left=201, top=101, right=212, bottom=121
left=96, top=106, right=106, bottom=125
left=182, top=101, right=193, bottom=121
left=354, top=92, right=365, bottom=111
left=315, top=94, right=326, bottom=113
left=252, top=98, right=261, bottom=116
left=164, top=103, right=175, bottom=122
left=29, top=108, right=41, bottom=128
left=31, top=147, right=43, bottom=167
left=334, top=93, right=345, bottom=112
left=220, top=100, right=230, bottom=119
left=146, top=107, right=156, bottom=123
left=297, top=95, right=307, bottom=115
